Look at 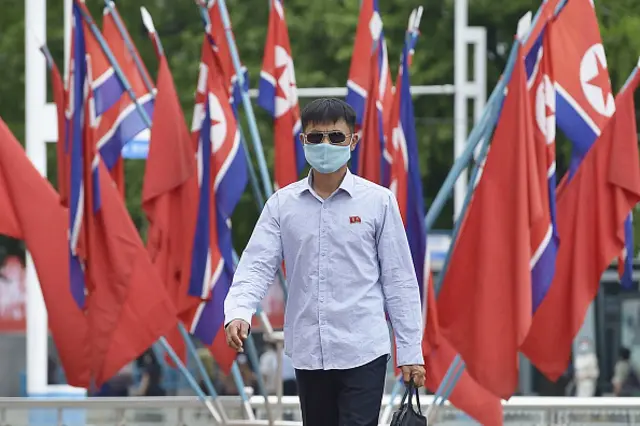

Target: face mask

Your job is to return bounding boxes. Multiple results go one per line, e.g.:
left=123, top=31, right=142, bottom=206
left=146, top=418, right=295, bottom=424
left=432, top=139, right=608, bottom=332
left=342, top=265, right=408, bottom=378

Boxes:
left=303, top=143, right=351, bottom=174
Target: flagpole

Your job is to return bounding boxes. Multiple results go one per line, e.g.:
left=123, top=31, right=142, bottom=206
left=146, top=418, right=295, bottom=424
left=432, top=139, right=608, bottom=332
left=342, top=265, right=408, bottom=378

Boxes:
left=201, top=0, right=274, bottom=199
left=158, top=337, right=224, bottom=422
left=103, top=0, right=155, bottom=95
left=140, top=7, right=164, bottom=57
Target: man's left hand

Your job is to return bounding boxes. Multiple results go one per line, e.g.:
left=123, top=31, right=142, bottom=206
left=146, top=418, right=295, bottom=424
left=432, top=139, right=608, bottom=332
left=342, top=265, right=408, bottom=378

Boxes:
left=400, top=364, right=426, bottom=387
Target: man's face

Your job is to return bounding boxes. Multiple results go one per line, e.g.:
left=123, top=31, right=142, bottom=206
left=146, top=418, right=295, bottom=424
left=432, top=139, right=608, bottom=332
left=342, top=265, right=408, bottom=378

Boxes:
left=300, top=119, right=359, bottom=151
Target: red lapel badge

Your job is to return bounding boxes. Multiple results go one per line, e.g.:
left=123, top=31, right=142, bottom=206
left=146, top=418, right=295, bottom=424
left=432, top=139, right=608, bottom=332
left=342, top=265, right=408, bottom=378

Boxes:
left=349, top=216, right=361, bottom=224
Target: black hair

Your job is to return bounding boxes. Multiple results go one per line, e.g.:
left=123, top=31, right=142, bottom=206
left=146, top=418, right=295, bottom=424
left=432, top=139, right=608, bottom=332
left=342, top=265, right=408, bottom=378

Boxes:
left=300, top=98, right=356, bottom=132
left=620, top=347, right=631, bottom=360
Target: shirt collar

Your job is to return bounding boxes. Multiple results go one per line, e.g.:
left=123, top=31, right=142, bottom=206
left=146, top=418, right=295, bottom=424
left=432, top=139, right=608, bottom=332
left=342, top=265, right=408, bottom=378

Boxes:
left=299, top=169, right=355, bottom=197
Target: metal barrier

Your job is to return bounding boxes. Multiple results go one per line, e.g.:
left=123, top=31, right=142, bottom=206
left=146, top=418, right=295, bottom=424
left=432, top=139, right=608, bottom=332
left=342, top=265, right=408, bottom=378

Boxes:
left=2, top=396, right=640, bottom=425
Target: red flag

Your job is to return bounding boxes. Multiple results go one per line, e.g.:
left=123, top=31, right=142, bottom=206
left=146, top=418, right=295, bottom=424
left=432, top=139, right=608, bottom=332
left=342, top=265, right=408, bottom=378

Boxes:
left=78, top=48, right=177, bottom=386
left=257, top=0, right=303, bottom=189
left=436, top=49, right=542, bottom=399
left=142, top=54, right=200, bottom=364
left=358, top=48, right=382, bottom=184
left=83, top=134, right=178, bottom=387
left=0, top=117, right=91, bottom=387
left=423, top=272, right=504, bottom=425
left=521, top=68, right=640, bottom=380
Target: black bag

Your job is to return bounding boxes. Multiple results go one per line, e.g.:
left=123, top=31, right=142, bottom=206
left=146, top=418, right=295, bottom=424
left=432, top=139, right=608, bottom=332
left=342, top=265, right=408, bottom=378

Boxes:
left=390, top=380, right=427, bottom=426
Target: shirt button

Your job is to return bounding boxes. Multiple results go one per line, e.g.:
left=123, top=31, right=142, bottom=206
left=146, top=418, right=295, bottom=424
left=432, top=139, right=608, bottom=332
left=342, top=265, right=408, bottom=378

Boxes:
left=323, top=204, right=328, bottom=210
left=321, top=252, right=326, bottom=257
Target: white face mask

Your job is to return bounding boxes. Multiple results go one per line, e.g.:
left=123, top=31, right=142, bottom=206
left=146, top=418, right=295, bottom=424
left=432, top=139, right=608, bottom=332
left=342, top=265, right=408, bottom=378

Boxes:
left=303, top=143, right=351, bottom=174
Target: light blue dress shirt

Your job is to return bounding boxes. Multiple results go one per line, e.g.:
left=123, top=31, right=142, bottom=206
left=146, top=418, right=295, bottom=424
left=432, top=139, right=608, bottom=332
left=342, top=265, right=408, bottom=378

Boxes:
left=224, top=170, right=424, bottom=370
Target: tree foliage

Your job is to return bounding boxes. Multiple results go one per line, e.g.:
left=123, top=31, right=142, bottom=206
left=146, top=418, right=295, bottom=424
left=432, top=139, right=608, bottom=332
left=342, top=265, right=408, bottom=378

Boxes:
left=1, top=0, right=639, bottom=253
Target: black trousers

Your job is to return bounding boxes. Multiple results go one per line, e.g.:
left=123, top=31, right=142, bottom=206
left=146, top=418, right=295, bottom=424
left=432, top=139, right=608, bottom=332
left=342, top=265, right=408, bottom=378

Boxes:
left=295, top=355, right=387, bottom=426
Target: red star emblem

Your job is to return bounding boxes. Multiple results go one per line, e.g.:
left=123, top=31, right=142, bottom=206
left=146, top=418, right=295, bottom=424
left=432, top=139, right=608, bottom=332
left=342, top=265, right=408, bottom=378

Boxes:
left=586, top=54, right=612, bottom=106
left=545, top=102, right=554, bottom=120
left=274, top=62, right=294, bottom=100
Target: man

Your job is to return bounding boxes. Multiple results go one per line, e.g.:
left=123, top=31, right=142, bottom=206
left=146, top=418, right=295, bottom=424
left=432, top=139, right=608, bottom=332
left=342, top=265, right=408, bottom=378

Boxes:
left=573, top=338, right=599, bottom=397
left=259, top=341, right=278, bottom=394
left=612, top=347, right=640, bottom=396
left=224, top=98, right=425, bottom=425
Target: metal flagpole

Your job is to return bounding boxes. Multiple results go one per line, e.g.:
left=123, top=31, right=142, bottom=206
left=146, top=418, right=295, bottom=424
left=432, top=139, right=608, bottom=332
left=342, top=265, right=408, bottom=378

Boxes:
left=212, top=0, right=274, bottom=199
left=103, top=1, right=155, bottom=94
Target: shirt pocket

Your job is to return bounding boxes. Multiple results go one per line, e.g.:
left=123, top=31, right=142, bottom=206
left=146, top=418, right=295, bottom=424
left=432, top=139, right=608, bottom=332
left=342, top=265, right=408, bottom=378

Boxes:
left=339, top=213, right=374, bottom=245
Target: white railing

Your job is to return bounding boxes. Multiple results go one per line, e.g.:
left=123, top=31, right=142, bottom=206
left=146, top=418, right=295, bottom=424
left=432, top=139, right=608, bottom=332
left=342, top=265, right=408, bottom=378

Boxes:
left=2, top=396, right=640, bottom=425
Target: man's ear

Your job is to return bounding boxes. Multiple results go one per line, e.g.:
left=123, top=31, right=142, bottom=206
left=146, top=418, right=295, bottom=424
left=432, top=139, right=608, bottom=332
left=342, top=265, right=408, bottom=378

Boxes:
left=299, top=133, right=305, bottom=144
left=350, top=133, right=360, bottom=151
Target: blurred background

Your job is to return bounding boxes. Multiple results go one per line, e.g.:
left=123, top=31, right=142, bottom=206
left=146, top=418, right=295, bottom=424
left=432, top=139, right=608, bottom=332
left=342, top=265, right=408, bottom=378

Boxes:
left=1, top=0, right=640, bottom=402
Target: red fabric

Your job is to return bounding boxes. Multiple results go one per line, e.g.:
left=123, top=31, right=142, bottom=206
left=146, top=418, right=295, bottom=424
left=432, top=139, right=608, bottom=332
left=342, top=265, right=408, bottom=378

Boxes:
left=110, top=157, right=125, bottom=199
left=78, top=40, right=178, bottom=385
left=347, top=0, right=393, bottom=130
left=387, top=65, right=407, bottom=222
left=521, top=69, right=640, bottom=380
left=103, top=6, right=153, bottom=93
left=48, top=59, right=69, bottom=206
left=82, top=140, right=178, bottom=387
left=358, top=48, right=382, bottom=184
left=422, top=271, right=503, bottom=425
left=142, top=55, right=200, bottom=366
left=260, top=0, right=301, bottom=189
left=437, top=50, right=541, bottom=399
left=0, top=118, right=91, bottom=387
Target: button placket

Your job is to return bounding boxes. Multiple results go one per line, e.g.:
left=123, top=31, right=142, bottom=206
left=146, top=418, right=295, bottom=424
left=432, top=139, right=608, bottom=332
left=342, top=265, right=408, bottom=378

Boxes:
left=318, top=201, right=328, bottom=365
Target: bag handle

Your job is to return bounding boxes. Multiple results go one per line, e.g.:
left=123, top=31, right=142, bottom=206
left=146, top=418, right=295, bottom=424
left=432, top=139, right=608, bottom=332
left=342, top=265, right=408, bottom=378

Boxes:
left=401, top=378, right=423, bottom=415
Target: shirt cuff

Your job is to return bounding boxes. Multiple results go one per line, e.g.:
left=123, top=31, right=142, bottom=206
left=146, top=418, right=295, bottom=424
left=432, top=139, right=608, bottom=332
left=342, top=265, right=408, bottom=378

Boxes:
left=224, top=308, right=254, bottom=328
left=396, top=344, right=425, bottom=367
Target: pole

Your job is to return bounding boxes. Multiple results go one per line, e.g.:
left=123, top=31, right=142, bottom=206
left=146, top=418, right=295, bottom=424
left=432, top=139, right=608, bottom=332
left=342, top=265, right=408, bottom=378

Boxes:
left=25, top=0, right=49, bottom=396
left=159, top=337, right=224, bottom=423
left=453, top=0, right=469, bottom=221
left=103, top=1, right=155, bottom=94
left=213, top=0, right=274, bottom=199
left=178, top=324, right=237, bottom=423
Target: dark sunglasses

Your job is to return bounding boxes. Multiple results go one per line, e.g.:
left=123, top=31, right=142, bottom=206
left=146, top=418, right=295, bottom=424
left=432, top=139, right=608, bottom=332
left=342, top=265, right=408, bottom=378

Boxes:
left=304, top=131, right=352, bottom=145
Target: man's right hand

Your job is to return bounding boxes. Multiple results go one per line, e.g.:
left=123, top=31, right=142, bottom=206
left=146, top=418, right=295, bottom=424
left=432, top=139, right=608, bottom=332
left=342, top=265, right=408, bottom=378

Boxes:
left=225, top=319, right=250, bottom=352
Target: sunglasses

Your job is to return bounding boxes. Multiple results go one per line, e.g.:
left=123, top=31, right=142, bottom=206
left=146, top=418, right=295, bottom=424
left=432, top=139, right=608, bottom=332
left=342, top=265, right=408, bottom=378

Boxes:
left=303, top=131, right=352, bottom=145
